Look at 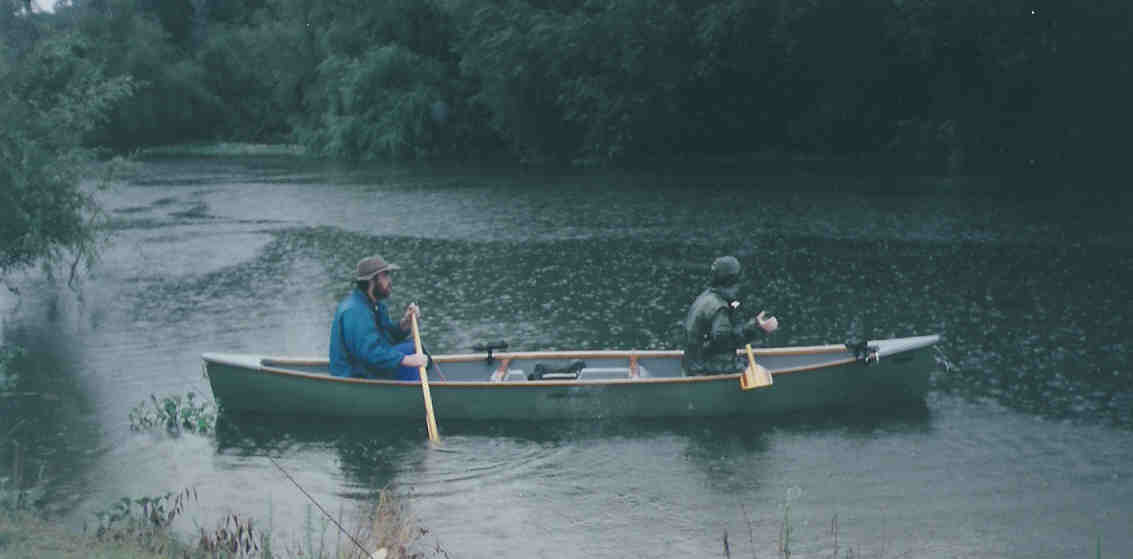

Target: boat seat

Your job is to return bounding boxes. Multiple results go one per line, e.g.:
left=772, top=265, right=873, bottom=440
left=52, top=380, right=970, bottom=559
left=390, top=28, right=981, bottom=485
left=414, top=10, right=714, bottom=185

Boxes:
left=578, top=367, right=631, bottom=380
left=493, top=366, right=651, bottom=382
left=529, top=360, right=586, bottom=380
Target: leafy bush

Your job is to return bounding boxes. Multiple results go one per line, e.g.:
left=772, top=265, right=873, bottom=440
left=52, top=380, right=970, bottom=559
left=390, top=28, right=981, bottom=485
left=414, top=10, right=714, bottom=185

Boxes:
left=300, top=44, right=449, bottom=160
left=456, top=2, right=576, bottom=163
left=551, top=1, right=700, bottom=165
left=455, top=0, right=704, bottom=165
left=128, top=392, right=217, bottom=435
left=92, top=489, right=195, bottom=538
left=76, top=0, right=221, bottom=148
left=0, top=31, right=134, bottom=281
left=196, top=23, right=292, bottom=141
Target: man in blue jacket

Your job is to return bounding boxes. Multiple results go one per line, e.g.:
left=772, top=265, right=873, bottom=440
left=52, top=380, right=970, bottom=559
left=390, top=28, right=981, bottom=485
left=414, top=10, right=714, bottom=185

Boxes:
left=329, top=254, right=428, bottom=380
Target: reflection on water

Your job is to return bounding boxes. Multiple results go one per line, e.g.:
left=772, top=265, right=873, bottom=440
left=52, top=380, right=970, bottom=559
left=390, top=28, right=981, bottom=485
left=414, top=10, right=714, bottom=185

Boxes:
left=211, top=401, right=933, bottom=502
left=1, top=157, right=1131, bottom=557
left=0, top=301, right=105, bottom=515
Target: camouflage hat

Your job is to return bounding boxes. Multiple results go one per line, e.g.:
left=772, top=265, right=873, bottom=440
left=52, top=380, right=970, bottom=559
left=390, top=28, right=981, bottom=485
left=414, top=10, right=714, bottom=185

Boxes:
left=710, top=255, right=741, bottom=286
left=355, top=254, right=401, bottom=281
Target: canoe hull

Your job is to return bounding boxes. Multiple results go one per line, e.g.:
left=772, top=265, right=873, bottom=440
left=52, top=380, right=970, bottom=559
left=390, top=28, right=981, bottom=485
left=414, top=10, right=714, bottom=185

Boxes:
left=204, top=336, right=937, bottom=420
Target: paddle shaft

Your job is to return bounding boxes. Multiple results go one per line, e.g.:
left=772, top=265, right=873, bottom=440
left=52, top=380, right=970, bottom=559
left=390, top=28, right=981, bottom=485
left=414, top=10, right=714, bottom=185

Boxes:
left=410, top=314, right=439, bottom=442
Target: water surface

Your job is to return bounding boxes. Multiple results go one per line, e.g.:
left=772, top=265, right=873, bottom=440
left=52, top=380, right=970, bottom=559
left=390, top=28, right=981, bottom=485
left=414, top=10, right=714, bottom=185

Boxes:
left=1, top=157, right=1130, bottom=557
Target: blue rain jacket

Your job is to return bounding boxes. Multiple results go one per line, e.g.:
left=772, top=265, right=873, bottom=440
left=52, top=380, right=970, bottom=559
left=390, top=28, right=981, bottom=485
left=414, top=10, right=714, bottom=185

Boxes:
left=329, top=289, right=411, bottom=379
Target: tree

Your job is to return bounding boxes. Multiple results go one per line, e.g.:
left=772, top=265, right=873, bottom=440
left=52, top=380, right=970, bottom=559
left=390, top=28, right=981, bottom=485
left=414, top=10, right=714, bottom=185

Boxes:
left=72, top=0, right=220, bottom=148
left=294, top=0, right=467, bottom=160
left=0, top=26, right=135, bottom=286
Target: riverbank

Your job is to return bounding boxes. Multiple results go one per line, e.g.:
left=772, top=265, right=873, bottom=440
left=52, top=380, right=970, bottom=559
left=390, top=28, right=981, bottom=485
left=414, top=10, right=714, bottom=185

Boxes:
left=0, top=488, right=429, bottom=559
left=129, top=141, right=944, bottom=171
left=136, top=143, right=308, bottom=158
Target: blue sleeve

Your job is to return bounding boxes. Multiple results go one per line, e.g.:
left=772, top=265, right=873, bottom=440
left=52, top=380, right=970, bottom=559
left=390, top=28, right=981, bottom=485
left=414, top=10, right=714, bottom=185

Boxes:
left=342, top=305, right=406, bottom=372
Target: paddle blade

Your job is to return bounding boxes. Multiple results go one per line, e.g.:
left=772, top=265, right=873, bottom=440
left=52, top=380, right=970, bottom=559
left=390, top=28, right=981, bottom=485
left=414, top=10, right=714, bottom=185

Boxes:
left=740, top=362, right=773, bottom=390
left=740, top=343, right=773, bottom=391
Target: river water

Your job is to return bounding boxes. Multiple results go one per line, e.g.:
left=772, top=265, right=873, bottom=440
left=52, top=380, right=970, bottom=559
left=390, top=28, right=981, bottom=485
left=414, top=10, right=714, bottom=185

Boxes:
left=1, top=156, right=1131, bottom=557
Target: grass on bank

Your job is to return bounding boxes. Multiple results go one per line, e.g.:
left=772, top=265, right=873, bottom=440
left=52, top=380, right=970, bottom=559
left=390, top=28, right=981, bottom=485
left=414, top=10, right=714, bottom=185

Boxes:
left=1, top=509, right=164, bottom=559
left=0, top=487, right=434, bottom=559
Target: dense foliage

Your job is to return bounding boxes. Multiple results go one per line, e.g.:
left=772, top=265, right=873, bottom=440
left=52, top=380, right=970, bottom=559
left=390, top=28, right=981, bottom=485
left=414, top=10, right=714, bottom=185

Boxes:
left=1, top=2, right=134, bottom=280
left=6, top=0, right=1132, bottom=173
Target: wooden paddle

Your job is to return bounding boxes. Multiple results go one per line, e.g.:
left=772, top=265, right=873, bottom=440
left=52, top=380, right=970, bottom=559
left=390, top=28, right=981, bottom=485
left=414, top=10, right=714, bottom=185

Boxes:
left=410, top=313, right=439, bottom=442
left=740, top=343, right=773, bottom=390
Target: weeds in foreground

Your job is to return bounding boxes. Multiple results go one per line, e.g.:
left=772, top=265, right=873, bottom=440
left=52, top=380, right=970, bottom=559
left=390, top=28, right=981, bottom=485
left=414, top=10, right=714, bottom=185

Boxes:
left=82, top=392, right=446, bottom=558
left=269, top=463, right=443, bottom=559
left=247, top=486, right=449, bottom=559
left=89, top=488, right=197, bottom=555
left=779, top=486, right=802, bottom=559
left=356, top=488, right=438, bottom=559
left=78, top=484, right=444, bottom=559
left=726, top=487, right=867, bottom=559
left=196, top=512, right=262, bottom=557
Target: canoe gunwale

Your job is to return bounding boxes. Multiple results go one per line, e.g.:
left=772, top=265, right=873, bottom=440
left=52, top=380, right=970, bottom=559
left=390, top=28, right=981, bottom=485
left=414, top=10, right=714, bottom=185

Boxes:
left=204, top=352, right=864, bottom=387
left=245, top=343, right=852, bottom=369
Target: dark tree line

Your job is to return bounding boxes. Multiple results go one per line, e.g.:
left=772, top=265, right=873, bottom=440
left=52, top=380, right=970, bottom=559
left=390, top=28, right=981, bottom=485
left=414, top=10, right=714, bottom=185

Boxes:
left=6, top=0, right=1132, bottom=174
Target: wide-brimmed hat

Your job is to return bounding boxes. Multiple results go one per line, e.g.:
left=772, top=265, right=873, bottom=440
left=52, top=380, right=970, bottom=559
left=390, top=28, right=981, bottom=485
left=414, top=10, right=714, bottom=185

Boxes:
left=355, top=254, right=401, bottom=281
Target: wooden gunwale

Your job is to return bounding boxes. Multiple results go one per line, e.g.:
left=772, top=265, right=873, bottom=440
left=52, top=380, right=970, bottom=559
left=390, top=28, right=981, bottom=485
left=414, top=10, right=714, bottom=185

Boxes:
left=252, top=343, right=851, bottom=369
left=219, top=353, right=862, bottom=388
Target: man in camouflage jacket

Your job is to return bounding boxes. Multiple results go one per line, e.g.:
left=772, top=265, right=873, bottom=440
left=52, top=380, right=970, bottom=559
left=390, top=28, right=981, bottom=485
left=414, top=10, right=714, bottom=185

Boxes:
left=682, top=256, right=779, bottom=375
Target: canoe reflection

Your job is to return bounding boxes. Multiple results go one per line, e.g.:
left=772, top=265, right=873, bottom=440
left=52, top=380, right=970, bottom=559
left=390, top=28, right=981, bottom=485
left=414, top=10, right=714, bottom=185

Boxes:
left=214, top=401, right=931, bottom=490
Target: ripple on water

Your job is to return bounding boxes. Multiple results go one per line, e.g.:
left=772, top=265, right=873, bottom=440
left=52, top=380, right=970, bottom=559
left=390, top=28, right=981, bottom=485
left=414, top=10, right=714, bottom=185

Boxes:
left=401, top=436, right=574, bottom=498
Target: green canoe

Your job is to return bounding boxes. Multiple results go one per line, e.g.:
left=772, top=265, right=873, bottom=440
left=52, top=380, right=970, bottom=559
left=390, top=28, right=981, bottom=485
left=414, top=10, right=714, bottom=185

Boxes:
left=202, top=335, right=939, bottom=420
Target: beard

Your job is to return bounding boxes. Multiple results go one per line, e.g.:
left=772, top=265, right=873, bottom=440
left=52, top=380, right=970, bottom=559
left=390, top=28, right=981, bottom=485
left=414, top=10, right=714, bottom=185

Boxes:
left=373, top=282, right=392, bottom=300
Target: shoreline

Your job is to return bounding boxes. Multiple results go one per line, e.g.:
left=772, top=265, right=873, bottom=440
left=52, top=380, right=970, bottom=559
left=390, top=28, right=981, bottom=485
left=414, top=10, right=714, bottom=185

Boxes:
left=135, top=142, right=309, bottom=158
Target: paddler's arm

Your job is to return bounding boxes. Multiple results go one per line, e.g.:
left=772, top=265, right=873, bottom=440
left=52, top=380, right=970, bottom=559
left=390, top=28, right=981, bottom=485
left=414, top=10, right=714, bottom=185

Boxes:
left=736, top=311, right=779, bottom=344
left=396, top=302, right=421, bottom=336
